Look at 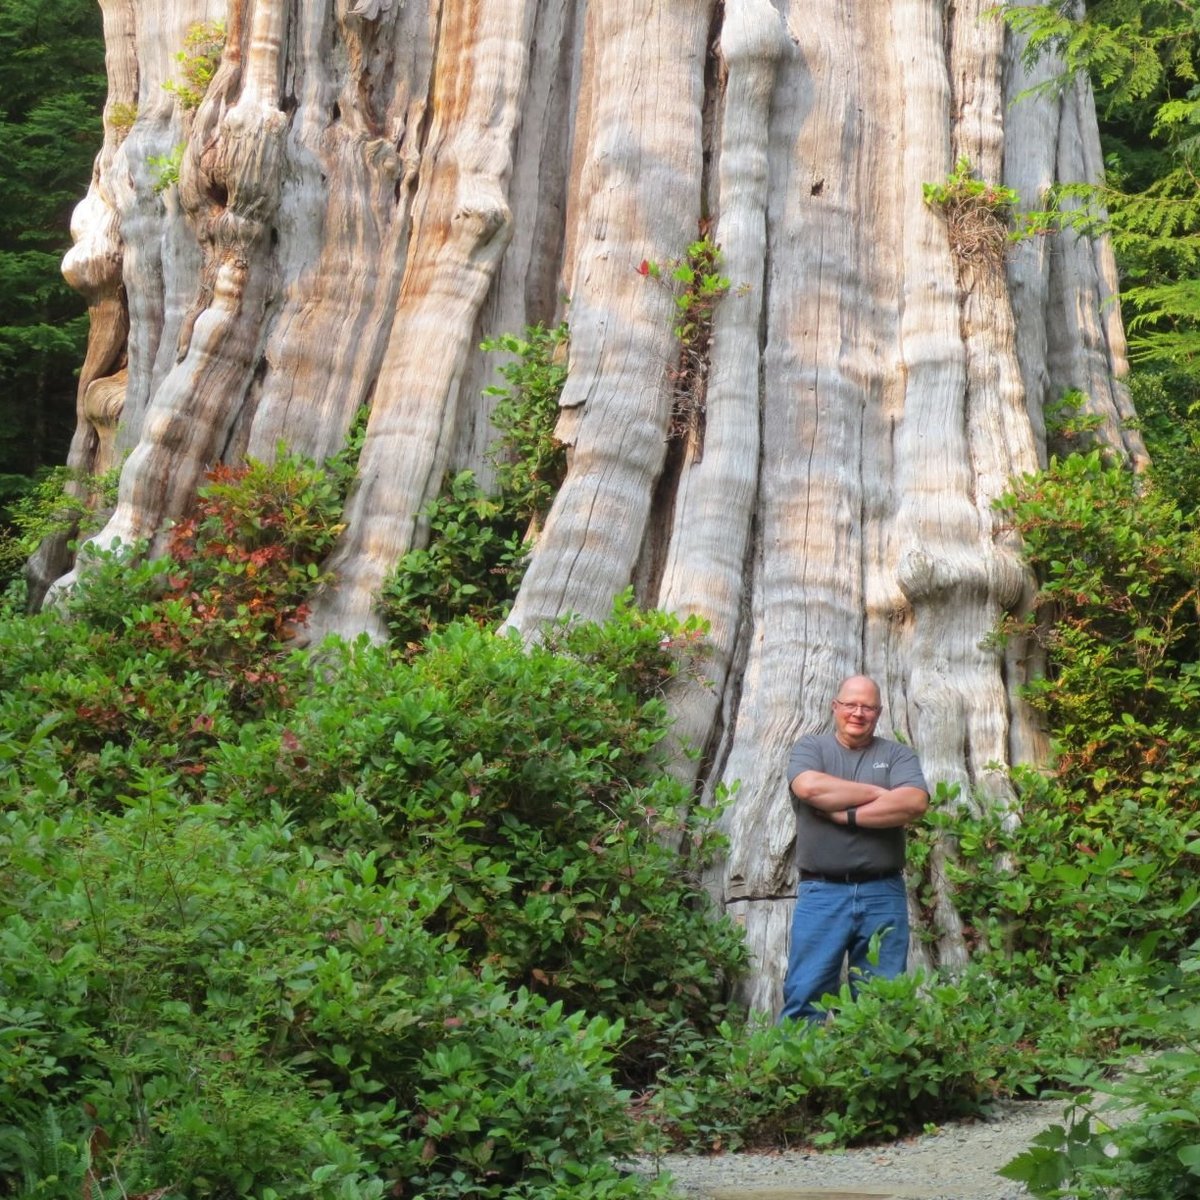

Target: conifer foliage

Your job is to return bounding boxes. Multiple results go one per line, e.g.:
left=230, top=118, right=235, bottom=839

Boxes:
left=1006, top=1, right=1200, bottom=372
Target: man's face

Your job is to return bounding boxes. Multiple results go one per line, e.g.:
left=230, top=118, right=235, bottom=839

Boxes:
left=832, top=679, right=882, bottom=748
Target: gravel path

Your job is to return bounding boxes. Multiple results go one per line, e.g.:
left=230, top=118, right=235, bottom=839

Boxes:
left=634, top=1098, right=1070, bottom=1199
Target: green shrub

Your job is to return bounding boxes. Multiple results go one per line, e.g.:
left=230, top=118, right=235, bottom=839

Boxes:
left=380, top=470, right=528, bottom=643
left=920, top=768, right=1200, bottom=981
left=0, top=448, right=746, bottom=1192
left=0, top=451, right=344, bottom=815
left=999, top=448, right=1200, bottom=803
left=1001, top=947, right=1200, bottom=1200
left=0, top=463, right=120, bottom=592
left=212, top=607, right=744, bottom=1082
left=648, top=966, right=1045, bottom=1152
left=164, top=451, right=342, bottom=645
left=973, top=447, right=1200, bottom=1007
left=482, top=324, right=568, bottom=520
left=0, top=783, right=673, bottom=1199
left=0, top=448, right=743, bottom=1090
left=380, top=324, right=567, bottom=642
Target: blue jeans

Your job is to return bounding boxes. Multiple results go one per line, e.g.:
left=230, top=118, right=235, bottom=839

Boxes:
left=780, top=875, right=909, bottom=1022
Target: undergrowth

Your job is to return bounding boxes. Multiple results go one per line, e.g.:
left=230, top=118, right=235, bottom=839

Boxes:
left=0, top=442, right=743, bottom=1198
left=8, top=324, right=1200, bottom=1194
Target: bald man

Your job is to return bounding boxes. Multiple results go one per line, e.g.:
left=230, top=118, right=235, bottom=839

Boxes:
left=781, top=675, right=929, bottom=1022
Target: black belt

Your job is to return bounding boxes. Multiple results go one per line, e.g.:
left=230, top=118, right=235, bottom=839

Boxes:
left=798, top=869, right=901, bottom=884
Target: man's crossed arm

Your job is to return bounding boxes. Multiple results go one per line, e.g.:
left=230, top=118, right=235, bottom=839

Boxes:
left=789, top=771, right=928, bottom=829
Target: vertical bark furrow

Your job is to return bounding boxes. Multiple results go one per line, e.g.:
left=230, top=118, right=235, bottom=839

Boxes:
left=1048, top=76, right=1147, bottom=467
left=1002, top=10, right=1065, bottom=467
left=892, top=0, right=1020, bottom=966
left=307, top=0, right=536, bottom=642
left=656, top=0, right=789, bottom=781
left=504, top=0, right=716, bottom=634
left=451, top=0, right=582, bottom=482
left=243, top=0, right=435, bottom=462
left=939, top=0, right=1037, bottom=799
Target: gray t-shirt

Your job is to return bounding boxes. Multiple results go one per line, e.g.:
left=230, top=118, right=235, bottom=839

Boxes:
left=787, top=733, right=929, bottom=875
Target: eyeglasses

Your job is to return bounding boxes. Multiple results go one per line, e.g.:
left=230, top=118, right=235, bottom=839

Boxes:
left=833, top=700, right=881, bottom=715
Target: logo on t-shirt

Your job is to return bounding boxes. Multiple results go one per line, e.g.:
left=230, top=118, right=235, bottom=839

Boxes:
left=874, top=761, right=890, bottom=770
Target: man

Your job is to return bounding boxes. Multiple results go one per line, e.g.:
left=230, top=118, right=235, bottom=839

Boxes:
left=780, top=674, right=929, bottom=1022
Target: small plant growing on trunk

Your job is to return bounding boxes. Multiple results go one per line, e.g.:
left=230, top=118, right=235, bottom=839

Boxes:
left=379, top=323, right=569, bottom=643
left=163, top=20, right=226, bottom=110
left=923, top=157, right=1021, bottom=268
left=107, top=101, right=138, bottom=138
left=636, top=237, right=732, bottom=457
left=149, top=143, right=185, bottom=193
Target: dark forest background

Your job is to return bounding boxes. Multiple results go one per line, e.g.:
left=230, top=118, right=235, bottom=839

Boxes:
left=0, top=0, right=104, bottom=495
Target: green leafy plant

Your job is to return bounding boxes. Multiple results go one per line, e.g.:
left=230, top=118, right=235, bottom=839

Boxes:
left=648, top=965, right=1044, bottom=1153
left=0, top=462, right=119, bottom=584
left=211, top=599, right=743, bottom=1082
left=149, top=143, right=185, bottom=194
left=637, top=238, right=732, bottom=451
left=162, top=20, right=226, bottom=110
left=997, top=447, right=1200, bottom=802
left=379, top=470, right=527, bottom=643
left=163, top=450, right=343, bottom=639
left=124, top=449, right=344, bottom=713
left=923, top=156, right=1022, bottom=267
left=1001, top=948, right=1200, bottom=1199
left=0, top=449, right=346, bottom=806
left=0, top=523, right=743, bottom=1195
left=918, top=772, right=1200, bottom=995
left=0, top=784, right=675, bottom=1198
left=923, top=442, right=1200, bottom=1011
left=321, top=403, right=370, bottom=506
left=482, top=323, right=569, bottom=523
left=379, top=324, right=568, bottom=643
left=1, top=555, right=742, bottom=1190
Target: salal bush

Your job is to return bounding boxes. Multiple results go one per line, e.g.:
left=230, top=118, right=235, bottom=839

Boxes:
left=0, top=452, right=742, bottom=1197
left=209, top=613, right=746, bottom=1079
left=1000, top=946, right=1200, bottom=1200
left=648, top=966, right=1046, bottom=1153
left=0, top=788, right=670, bottom=1199
left=999, top=447, right=1200, bottom=810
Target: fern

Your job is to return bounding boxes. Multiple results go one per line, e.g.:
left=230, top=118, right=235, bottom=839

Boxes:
left=1002, top=2, right=1200, bottom=375
left=0, top=1105, right=91, bottom=1200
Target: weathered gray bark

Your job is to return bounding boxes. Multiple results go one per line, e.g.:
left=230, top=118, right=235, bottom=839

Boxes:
left=53, top=0, right=1143, bottom=1014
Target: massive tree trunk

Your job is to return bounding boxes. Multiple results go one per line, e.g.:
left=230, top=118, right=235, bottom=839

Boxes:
left=51, top=0, right=1143, bottom=1013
